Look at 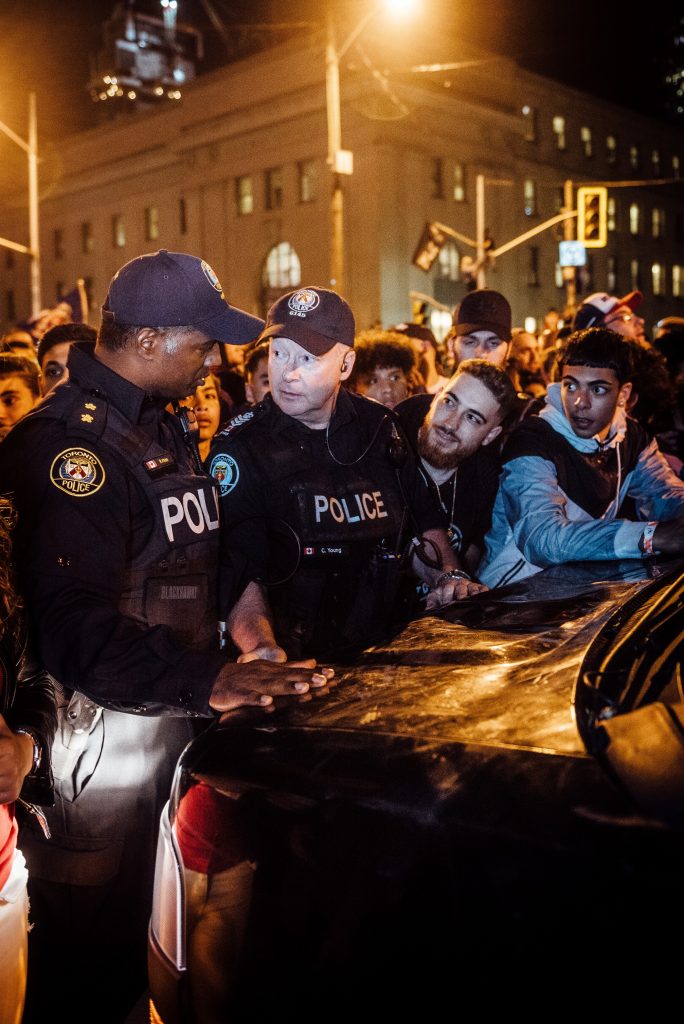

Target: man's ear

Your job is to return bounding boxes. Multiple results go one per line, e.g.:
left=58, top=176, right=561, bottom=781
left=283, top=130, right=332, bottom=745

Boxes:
left=481, top=424, right=503, bottom=447
left=340, top=349, right=356, bottom=380
left=619, top=381, right=633, bottom=408
left=135, top=327, right=159, bottom=361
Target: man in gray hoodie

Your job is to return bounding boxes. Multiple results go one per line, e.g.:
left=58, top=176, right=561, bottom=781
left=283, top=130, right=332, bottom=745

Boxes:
left=478, top=327, right=684, bottom=590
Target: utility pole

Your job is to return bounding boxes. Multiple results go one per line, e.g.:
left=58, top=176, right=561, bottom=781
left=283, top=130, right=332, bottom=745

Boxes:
left=562, top=179, right=576, bottom=315
left=325, top=8, right=345, bottom=293
left=0, top=91, right=42, bottom=317
left=475, top=173, right=486, bottom=288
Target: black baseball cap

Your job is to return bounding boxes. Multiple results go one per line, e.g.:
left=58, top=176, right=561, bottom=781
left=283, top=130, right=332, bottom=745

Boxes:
left=452, top=289, right=512, bottom=341
left=258, top=287, right=355, bottom=355
left=102, top=249, right=265, bottom=344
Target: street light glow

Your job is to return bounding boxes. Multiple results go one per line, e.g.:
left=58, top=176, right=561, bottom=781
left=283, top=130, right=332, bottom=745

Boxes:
left=383, top=0, right=420, bottom=16
left=327, top=0, right=420, bottom=292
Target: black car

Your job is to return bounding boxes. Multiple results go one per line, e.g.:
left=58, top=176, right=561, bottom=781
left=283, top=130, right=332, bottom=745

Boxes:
left=149, top=558, right=684, bottom=1022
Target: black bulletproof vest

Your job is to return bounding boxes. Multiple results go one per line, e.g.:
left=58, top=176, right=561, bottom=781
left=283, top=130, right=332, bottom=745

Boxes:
left=31, top=388, right=219, bottom=650
left=223, top=408, right=410, bottom=660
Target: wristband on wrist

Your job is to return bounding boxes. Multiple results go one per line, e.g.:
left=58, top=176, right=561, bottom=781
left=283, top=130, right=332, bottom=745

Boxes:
left=639, top=522, right=658, bottom=557
left=435, top=568, right=471, bottom=588
left=14, top=728, right=42, bottom=776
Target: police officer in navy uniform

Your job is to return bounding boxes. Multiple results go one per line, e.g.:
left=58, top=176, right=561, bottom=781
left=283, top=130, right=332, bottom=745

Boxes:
left=0, top=251, right=332, bottom=1024
left=209, top=286, right=484, bottom=666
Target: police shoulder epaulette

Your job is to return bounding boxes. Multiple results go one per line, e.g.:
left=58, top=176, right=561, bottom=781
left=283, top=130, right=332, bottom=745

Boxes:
left=64, top=391, right=108, bottom=439
left=214, top=403, right=267, bottom=444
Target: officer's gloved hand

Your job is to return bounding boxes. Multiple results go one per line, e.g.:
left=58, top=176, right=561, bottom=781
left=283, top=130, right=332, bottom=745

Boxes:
left=237, top=645, right=288, bottom=664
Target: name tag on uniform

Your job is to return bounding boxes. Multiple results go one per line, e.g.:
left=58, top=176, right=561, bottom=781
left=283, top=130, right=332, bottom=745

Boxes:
left=144, top=454, right=177, bottom=476
left=302, top=544, right=348, bottom=558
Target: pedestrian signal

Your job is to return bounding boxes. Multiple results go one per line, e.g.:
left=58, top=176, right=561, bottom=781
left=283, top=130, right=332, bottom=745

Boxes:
left=577, top=186, right=607, bottom=248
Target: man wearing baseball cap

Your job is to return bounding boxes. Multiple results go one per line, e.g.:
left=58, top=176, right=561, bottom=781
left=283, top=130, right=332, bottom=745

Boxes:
left=448, top=288, right=513, bottom=371
left=572, top=290, right=646, bottom=342
left=209, top=285, right=481, bottom=671
left=0, top=251, right=332, bottom=1023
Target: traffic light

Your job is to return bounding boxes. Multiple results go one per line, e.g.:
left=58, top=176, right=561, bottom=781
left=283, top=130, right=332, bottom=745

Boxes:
left=576, top=186, right=608, bottom=247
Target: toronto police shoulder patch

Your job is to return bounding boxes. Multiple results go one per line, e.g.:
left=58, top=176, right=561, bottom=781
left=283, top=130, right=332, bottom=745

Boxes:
left=209, top=452, right=240, bottom=497
left=50, top=448, right=106, bottom=497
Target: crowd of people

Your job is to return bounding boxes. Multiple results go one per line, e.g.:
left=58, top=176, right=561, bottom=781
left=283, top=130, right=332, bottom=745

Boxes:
left=0, top=252, right=683, bottom=1023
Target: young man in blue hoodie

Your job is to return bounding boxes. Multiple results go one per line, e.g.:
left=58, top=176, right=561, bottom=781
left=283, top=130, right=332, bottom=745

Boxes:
left=478, top=327, right=684, bottom=589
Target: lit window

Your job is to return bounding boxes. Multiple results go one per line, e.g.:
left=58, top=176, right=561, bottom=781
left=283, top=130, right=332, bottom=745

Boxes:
left=606, top=135, right=617, bottom=165
left=651, top=262, right=665, bottom=296
left=652, top=208, right=666, bottom=239
left=81, top=222, right=93, bottom=254
left=265, top=167, right=283, bottom=211
left=607, top=256, right=617, bottom=292
left=555, top=185, right=564, bottom=214
left=553, top=116, right=566, bottom=151
left=453, top=163, right=465, bottom=203
left=673, top=265, right=682, bottom=298
left=298, top=160, right=317, bottom=203
left=523, top=179, right=537, bottom=217
left=235, top=176, right=253, bottom=216
left=522, top=105, right=537, bottom=142
left=651, top=148, right=661, bottom=177
left=629, top=145, right=640, bottom=170
left=629, top=203, right=641, bottom=236
left=581, top=126, right=593, bottom=157
left=263, top=242, right=301, bottom=289
left=673, top=154, right=681, bottom=180
left=630, top=259, right=640, bottom=291
left=145, top=206, right=159, bottom=242
left=431, top=158, right=444, bottom=199
left=112, top=214, right=126, bottom=248
left=607, top=197, right=617, bottom=233
left=436, top=242, right=460, bottom=281
left=430, top=310, right=451, bottom=342
left=554, top=261, right=563, bottom=289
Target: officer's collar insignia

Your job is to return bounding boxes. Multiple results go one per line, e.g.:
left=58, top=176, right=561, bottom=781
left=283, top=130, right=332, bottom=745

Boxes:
left=50, top=448, right=105, bottom=497
left=209, top=452, right=239, bottom=497
left=144, top=454, right=177, bottom=476
left=81, top=413, right=94, bottom=423
left=84, top=402, right=96, bottom=411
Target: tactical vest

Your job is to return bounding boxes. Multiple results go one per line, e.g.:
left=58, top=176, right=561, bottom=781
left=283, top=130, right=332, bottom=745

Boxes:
left=215, top=403, right=411, bottom=659
left=31, top=387, right=219, bottom=650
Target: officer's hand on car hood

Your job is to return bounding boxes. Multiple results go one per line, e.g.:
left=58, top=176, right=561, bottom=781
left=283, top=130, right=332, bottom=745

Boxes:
left=209, top=659, right=334, bottom=714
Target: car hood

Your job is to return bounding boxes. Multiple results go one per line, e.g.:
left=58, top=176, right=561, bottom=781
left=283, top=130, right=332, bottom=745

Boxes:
left=176, top=558, right=684, bottom=844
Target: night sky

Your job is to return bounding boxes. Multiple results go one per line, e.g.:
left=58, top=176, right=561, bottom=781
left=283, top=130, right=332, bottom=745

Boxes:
left=0, top=0, right=680, bottom=144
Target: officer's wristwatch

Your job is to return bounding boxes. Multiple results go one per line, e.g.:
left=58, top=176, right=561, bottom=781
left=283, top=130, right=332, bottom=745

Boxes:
left=14, top=728, right=42, bottom=776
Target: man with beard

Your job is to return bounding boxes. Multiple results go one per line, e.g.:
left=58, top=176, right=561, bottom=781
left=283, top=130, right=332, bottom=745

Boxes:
left=395, top=359, right=518, bottom=577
